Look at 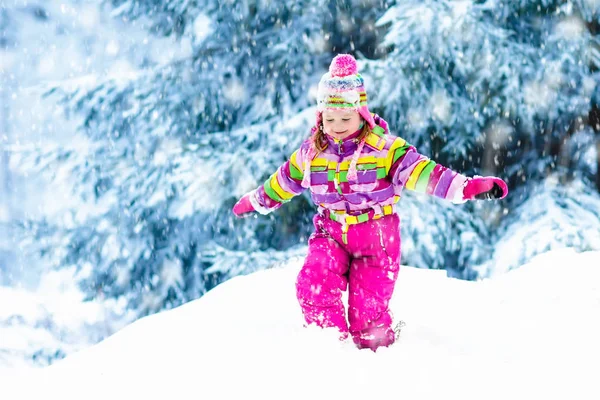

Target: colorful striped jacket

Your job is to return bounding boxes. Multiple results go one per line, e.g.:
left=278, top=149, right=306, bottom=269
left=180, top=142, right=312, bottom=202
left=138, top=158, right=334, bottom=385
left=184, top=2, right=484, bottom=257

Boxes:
left=249, top=116, right=468, bottom=226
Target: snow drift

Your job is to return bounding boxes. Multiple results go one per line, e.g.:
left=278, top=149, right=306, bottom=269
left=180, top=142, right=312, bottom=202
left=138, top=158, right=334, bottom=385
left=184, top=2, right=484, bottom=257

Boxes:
left=4, top=249, right=600, bottom=400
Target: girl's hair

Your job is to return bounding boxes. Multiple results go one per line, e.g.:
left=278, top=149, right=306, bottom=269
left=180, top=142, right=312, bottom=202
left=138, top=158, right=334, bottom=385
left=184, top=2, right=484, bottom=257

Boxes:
left=313, top=120, right=371, bottom=152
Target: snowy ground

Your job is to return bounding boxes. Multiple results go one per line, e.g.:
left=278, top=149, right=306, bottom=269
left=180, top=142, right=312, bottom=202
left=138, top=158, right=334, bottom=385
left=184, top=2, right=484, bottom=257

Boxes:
left=3, top=248, right=600, bottom=400
left=0, top=268, right=125, bottom=372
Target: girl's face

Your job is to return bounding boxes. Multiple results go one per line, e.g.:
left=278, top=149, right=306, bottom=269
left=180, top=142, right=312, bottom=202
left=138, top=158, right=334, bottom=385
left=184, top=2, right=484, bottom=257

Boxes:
left=322, top=110, right=363, bottom=140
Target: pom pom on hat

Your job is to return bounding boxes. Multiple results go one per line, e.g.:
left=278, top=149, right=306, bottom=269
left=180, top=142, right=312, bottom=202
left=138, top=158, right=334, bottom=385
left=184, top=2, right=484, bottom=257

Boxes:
left=329, top=54, right=358, bottom=77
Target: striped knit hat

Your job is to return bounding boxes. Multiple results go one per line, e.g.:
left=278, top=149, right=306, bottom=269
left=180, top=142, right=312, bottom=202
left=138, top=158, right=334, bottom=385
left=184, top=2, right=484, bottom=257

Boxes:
left=316, top=54, right=376, bottom=129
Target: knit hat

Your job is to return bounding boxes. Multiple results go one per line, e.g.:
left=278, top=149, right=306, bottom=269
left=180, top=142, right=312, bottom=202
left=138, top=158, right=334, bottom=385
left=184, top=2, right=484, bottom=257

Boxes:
left=316, top=54, right=375, bottom=129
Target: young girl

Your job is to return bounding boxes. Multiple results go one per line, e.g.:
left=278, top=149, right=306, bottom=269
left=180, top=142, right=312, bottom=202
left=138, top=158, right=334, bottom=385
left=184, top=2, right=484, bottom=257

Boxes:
left=233, top=54, right=507, bottom=351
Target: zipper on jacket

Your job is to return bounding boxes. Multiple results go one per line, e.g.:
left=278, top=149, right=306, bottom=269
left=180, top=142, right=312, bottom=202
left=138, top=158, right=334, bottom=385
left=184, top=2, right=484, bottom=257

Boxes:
left=334, top=139, right=352, bottom=226
left=334, top=139, right=343, bottom=195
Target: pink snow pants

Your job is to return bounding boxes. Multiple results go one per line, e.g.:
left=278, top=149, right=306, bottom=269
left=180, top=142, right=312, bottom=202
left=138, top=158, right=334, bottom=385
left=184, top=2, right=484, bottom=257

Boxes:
left=296, top=213, right=401, bottom=351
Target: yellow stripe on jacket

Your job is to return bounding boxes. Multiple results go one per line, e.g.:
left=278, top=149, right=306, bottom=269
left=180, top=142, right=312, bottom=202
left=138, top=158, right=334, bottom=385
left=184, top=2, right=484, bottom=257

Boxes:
left=405, top=159, right=430, bottom=190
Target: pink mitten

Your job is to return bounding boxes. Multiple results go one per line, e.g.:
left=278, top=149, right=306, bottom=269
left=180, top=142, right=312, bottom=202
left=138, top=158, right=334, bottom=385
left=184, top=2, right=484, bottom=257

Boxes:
left=232, top=193, right=256, bottom=217
left=463, top=176, right=508, bottom=201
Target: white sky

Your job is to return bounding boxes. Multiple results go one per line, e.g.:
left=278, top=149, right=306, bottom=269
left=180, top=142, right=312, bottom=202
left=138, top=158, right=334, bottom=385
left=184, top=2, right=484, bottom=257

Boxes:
left=2, top=247, right=599, bottom=400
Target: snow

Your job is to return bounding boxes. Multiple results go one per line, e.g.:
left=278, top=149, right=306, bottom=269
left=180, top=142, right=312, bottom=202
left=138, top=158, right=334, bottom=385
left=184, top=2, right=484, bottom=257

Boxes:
left=523, top=81, right=555, bottom=112
left=490, top=178, right=600, bottom=274
left=0, top=268, right=118, bottom=371
left=223, top=78, right=247, bottom=104
left=429, top=89, right=452, bottom=124
left=191, top=13, right=213, bottom=45
left=554, top=16, right=586, bottom=40
left=584, top=0, right=600, bottom=8
left=3, top=248, right=599, bottom=400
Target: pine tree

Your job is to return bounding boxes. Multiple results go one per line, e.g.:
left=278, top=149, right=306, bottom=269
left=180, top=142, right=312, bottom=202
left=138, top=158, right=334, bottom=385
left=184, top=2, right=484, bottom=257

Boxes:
left=1, top=2, right=53, bottom=283
left=18, top=0, right=600, bottom=323
left=486, top=177, right=600, bottom=274
left=363, top=0, right=600, bottom=274
left=18, top=0, right=392, bottom=317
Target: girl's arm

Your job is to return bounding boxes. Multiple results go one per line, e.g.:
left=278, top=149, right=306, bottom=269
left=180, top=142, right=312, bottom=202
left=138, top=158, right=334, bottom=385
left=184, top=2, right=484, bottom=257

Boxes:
left=386, top=137, right=507, bottom=203
left=233, top=148, right=307, bottom=217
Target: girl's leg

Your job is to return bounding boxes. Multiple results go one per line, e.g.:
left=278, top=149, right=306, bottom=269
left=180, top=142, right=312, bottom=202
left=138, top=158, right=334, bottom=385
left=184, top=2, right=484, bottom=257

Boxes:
left=296, top=215, right=350, bottom=336
left=347, top=214, right=401, bottom=351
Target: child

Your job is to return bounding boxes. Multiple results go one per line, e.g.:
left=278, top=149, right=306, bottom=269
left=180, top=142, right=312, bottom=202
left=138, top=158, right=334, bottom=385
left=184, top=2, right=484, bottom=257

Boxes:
left=232, top=54, right=507, bottom=351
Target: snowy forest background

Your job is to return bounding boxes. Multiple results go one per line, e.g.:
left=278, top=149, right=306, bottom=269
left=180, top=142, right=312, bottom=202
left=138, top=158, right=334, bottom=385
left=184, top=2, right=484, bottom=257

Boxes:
left=1, top=0, right=600, bottom=367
